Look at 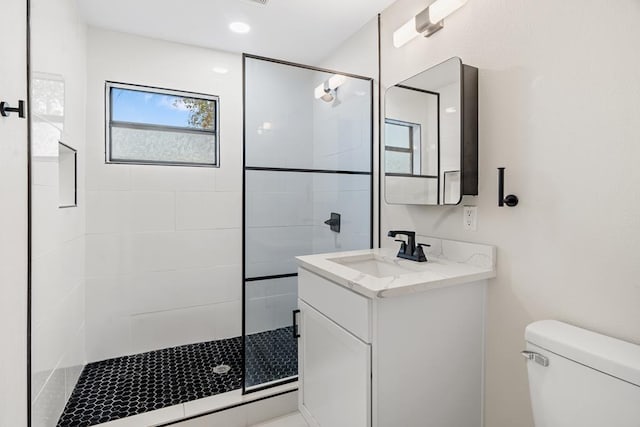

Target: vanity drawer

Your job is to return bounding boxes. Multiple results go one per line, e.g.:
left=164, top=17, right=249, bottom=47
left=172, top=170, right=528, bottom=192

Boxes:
left=298, top=267, right=371, bottom=343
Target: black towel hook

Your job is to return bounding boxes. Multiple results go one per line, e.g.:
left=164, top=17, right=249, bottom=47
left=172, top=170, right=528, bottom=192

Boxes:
left=0, top=100, right=26, bottom=119
left=498, top=167, right=518, bottom=207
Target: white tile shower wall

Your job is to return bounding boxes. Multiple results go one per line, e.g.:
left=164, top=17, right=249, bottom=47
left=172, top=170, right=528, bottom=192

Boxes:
left=244, top=58, right=314, bottom=169
left=374, top=1, right=640, bottom=426
left=30, top=0, right=87, bottom=425
left=317, top=18, right=381, bottom=248
left=244, top=57, right=374, bottom=334
left=245, top=277, right=298, bottom=335
left=245, top=169, right=314, bottom=278
left=310, top=71, right=373, bottom=255
left=311, top=72, right=372, bottom=173
left=244, top=60, right=316, bottom=281
left=0, top=9, right=28, bottom=427
left=310, top=174, right=371, bottom=254
left=85, top=28, right=243, bottom=362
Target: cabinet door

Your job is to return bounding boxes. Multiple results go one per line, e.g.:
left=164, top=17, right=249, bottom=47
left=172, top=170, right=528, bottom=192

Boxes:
left=298, top=300, right=371, bottom=427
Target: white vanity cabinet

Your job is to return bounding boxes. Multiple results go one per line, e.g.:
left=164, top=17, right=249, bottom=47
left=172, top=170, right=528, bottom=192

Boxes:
left=297, top=268, right=373, bottom=427
left=296, top=241, right=495, bottom=427
left=298, top=300, right=371, bottom=427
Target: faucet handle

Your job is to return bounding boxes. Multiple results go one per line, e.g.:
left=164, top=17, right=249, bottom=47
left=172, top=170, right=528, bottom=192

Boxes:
left=414, top=243, right=429, bottom=262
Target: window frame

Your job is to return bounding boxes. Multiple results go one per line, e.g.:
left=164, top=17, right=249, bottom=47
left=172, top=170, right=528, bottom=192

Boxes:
left=384, top=118, right=421, bottom=176
left=105, top=81, right=220, bottom=168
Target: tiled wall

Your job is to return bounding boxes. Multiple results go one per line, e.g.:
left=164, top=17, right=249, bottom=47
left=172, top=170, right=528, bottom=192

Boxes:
left=0, top=4, right=29, bottom=426
left=30, top=0, right=87, bottom=425
left=84, top=28, right=243, bottom=362
left=316, top=18, right=381, bottom=248
left=243, top=59, right=372, bottom=335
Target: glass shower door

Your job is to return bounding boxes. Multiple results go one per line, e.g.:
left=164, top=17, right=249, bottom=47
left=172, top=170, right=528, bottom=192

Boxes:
left=243, top=55, right=373, bottom=392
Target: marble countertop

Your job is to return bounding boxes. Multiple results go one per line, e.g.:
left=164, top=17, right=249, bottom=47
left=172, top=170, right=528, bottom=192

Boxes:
left=295, top=237, right=496, bottom=298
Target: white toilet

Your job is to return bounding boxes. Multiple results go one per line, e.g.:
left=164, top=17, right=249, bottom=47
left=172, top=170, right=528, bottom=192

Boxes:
left=524, top=320, right=640, bottom=427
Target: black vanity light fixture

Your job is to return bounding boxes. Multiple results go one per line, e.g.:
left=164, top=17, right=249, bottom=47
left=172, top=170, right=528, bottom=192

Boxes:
left=393, top=0, right=468, bottom=48
left=497, top=167, right=519, bottom=207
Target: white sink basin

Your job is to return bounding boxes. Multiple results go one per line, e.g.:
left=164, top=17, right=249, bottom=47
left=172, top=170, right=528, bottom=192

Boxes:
left=328, top=254, right=417, bottom=278
left=297, top=240, right=496, bottom=298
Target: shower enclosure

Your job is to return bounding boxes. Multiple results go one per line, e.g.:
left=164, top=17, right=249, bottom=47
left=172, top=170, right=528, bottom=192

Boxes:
left=242, top=55, right=373, bottom=392
left=28, top=4, right=372, bottom=420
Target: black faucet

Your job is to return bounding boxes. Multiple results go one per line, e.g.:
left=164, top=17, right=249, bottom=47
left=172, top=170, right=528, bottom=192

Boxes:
left=387, top=230, right=429, bottom=262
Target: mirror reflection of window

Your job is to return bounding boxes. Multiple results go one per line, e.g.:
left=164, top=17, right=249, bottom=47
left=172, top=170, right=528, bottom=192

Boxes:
left=384, top=119, right=421, bottom=175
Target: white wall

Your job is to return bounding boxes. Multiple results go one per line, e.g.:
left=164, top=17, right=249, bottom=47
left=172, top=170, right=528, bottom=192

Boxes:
left=0, top=2, right=28, bottom=427
left=84, top=28, right=243, bottom=361
left=30, top=0, right=87, bottom=425
left=378, top=0, right=640, bottom=426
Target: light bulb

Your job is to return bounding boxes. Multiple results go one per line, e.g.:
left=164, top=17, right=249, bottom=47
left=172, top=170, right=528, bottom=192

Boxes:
left=327, top=74, right=347, bottom=90
left=428, top=0, right=468, bottom=25
left=393, top=17, right=419, bottom=48
left=321, top=92, right=334, bottom=102
left=314, top=83, right=326, bottom=99
left=393, top=0, right=469, bottom=48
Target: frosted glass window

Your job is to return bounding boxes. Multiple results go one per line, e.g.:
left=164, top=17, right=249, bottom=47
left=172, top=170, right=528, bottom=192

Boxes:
left=385, top=151, right=412, bottom=174
left=106, top=82, right=219, bottom=166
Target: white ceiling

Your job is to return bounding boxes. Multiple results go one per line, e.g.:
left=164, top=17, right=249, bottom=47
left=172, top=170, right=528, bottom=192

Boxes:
left=78, top=0, right=397, bottom=65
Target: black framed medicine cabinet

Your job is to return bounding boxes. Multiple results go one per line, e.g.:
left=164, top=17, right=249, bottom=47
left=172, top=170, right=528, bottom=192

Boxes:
left=383, top=57, right=478, bottom=205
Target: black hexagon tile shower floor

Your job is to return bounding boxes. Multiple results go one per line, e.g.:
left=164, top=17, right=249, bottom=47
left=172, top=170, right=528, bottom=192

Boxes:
left=57, top=327, right=297, bottom=427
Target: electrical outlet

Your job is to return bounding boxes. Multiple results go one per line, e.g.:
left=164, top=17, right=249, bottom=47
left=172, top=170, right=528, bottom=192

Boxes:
left=463, top=206, right=477, bottom=231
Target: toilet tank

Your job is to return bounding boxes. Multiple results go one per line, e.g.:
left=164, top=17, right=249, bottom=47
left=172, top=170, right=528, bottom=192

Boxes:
left=524, top=320, right=640, bottom=427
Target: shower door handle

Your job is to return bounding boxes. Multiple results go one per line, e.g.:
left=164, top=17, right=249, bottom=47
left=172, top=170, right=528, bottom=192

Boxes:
left=292, top=309, right=301, bottom=338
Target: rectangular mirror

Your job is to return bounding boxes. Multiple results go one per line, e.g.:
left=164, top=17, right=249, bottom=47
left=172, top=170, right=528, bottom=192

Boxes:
left=384, top=57, right=478, bottom=205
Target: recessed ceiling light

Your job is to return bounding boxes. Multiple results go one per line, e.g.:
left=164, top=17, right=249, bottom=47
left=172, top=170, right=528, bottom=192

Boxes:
left=212, top=67, right=229, bottom=74
left=229, top=22, right=251, bottom=34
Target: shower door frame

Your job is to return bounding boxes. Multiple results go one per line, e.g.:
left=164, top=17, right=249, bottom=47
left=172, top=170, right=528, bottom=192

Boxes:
left=241, top=53, right=375, bottom=395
